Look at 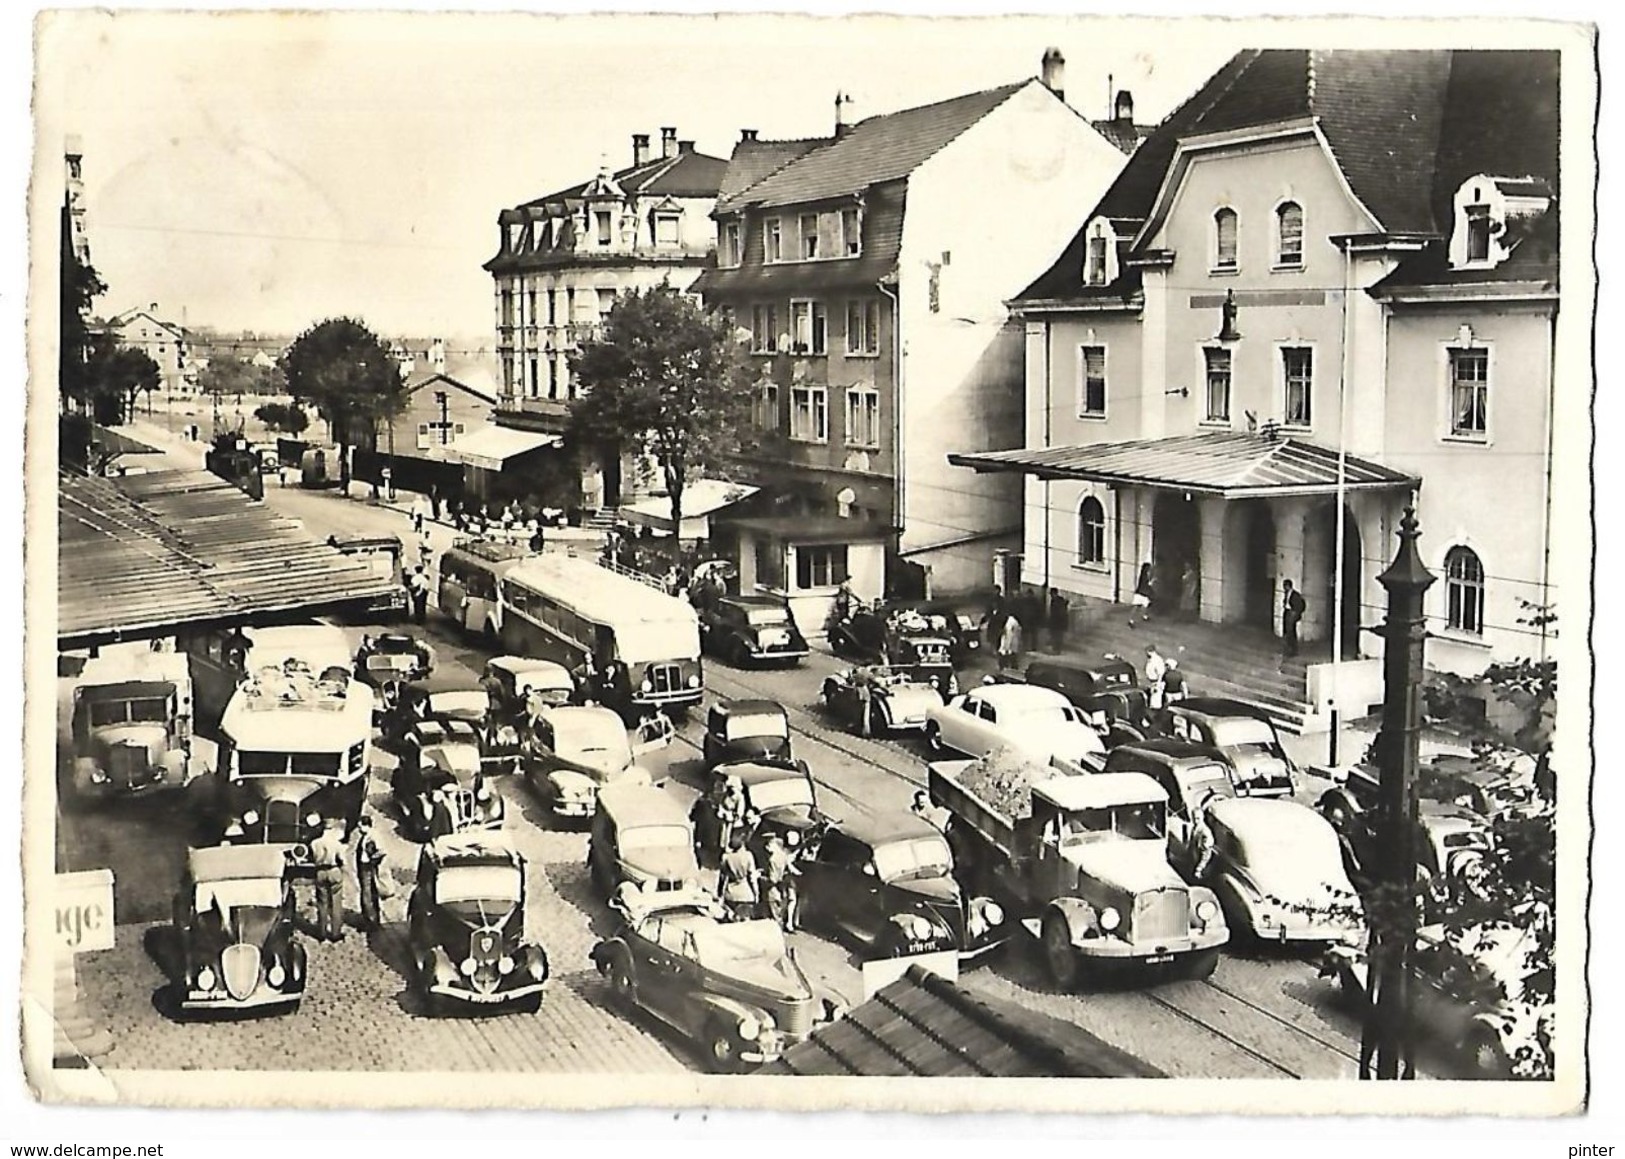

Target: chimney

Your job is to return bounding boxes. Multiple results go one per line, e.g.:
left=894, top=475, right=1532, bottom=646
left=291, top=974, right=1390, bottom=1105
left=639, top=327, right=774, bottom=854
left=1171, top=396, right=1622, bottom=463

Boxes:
left=1114, top=89, right=1134, bottom=125
left=1041, top=47, right=1066, bottom=102
left=834, top=92, right=854, bottom=140
left=740, top=129, right=759, bottom=142
left=679, top=139, right=695, bottom=154
left=660, top=127, right=678, bottom=159
left=632, top=133, right=651, bottom=167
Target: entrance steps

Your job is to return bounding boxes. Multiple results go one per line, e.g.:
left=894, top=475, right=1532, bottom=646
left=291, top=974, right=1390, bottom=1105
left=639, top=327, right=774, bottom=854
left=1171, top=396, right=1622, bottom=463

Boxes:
left=584, top=506, right=620, bottom=531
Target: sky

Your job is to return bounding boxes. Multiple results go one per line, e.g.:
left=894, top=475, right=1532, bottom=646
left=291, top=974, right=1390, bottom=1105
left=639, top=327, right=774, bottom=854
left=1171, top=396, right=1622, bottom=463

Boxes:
left=33, top=10, right=1265, bottom=344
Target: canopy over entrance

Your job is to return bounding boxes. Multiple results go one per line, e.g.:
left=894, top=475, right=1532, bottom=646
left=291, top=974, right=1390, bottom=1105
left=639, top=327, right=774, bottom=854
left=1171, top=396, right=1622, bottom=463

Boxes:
left=620, top=479, right=760, bottom=539
left=440, top=425, right=562, bottom=471
left=948, top=432, right=1417, bottom=499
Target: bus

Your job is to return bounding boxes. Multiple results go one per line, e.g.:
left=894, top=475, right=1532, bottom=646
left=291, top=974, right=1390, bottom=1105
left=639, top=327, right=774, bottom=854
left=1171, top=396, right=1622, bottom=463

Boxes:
left=498, top=554, right=703, bottom=715
left=437, top=538, right=535, bottom=639
left=182, top=623, right=357, bottom=738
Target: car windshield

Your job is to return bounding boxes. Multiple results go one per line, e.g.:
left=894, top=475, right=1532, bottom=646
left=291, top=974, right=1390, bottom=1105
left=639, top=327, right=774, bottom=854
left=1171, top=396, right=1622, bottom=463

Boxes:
left=290, top=751, right=342, bottom=777
left=238, top=750, right=289, bottom=776
left=747, top=777, right=813, bottom=812
left=745, top=608, right=791, bottom=626
left=1209, top=717, right=1278, bottom=748
left=727, top=713, right=788, bottom=740
left=435, top=864, right=522, bottom=906
left=872, top=836, right=953, bottom=883
left=195, top=877, right=282, bottom=913
left=619, top=824, right=692, bottom=852
left=429, top=692, right=489, bottom=718
left=556, top=715, right=632, bottom=761
left=1175, top=764, right=1235, bottom=803
left=89, top=695, right=170, bottom=727
left=374, top=637, right=419, bottom=654
left=1070, top=803, right=1166, bottom=841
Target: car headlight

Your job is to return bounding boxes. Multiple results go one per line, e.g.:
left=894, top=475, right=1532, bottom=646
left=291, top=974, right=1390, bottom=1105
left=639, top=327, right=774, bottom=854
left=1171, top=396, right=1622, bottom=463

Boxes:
left=640, top=679, right=653, bottom=693
left=90, top=768, right=109, bottom=783
left=527, top=950, right=550, bottom=980
left=267, top=963, right=286, bottom=987
left=737, top=1015, right=761, bottom=1041
left=687, top=674, right=701, bottom=689
left=196, top=966, right=216, bottom=991
left=981, top=900, right=1004, bottom=926
left=305, top=812, right=321, bottom=828
left=498, top=956, right=515, bottom=975
left=909, top=915, right=932, bottom=940
left=241, top=810, right=259, bottom=826
left=223, top=823, right=244, bottom=837
left=1196, top=899, right=1218, bottom=923
left=459, top=957, right=477, bottom=977
left=476, top=783, right=492, bottom=802
left=1098, top=907, right=1121, bottom=932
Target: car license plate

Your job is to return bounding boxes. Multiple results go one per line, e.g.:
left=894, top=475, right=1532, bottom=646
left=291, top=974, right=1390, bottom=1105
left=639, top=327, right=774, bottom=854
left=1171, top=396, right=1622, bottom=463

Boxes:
left=1146, top=952, right=1175, bottom=964
left=905, top=940, right=942, bottom=955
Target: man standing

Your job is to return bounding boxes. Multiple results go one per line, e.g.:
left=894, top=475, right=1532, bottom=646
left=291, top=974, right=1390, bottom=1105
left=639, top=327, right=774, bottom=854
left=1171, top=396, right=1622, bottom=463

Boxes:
left=1282, top=579, right=1306, bottom=658
left=353, top=815, right=384, bottom=933
left=407, top=565, right=431, bottom=625
left=1046, top=587, right=1069, bottom=653
left=410, top=493, right=429, bottom=535
left=429, top=484, right=442, bottom=523
left=1143, top=644, right=1168, bottom=711
left=718, top=832, right=760, bottom=923
left=763, top=832, right=801, bottom=932
left=310, top=822, right=347, bottom=943
left=997, top=612, right=1023, bottom=672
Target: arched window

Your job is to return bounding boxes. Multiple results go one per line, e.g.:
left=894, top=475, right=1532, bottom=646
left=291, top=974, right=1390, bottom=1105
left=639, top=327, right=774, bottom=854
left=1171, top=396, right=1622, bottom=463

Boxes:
left=1444, top=546, right=1485, bottom=635
left=1213, top=208, right=1238, bottom=270
left=1275, top=201, right=1304, bottom=267
left=1077, top=497, right=1106, bottom=566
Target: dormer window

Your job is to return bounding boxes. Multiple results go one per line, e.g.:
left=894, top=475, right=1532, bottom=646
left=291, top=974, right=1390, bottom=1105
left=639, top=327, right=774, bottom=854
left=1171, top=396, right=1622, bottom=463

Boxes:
left=720, top=220, right=742, bottom=267
left=595, top=211, right=613, bottom=246
left=1213, top=208, right=1238, bottom=272
left=1275, top=201, right=1304, bottom=268
left=654, top=213, right=681, bottom=248
left=1465, top=204, right=1491, bottom=263
left=1449, top=173, right=1554, bottom=271
left=1082, top=218, right=1119, bottom=287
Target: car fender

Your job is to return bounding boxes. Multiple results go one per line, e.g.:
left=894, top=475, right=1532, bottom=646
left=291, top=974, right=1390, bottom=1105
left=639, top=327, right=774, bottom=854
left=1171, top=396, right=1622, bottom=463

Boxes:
left=691, top=991, right=773, bottom=1036
left=71, top=756, right=103, bottom=792
left=589, top=937, right=628, bottom=976
left=1044, top=897, right=1099, bottom=946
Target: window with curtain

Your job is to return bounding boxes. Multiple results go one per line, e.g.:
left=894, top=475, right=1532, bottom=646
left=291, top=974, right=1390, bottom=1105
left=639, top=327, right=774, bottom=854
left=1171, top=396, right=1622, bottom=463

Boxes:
left=1444, top=546, right=1485, bottom=634
left=1214, top=208, right=1238, bottom=270
left=1282, top=347, right=1313, bottom=427
left=1448, top=347, right=1489, bottom=438
left=1204, top=347, right=1232, bottom=422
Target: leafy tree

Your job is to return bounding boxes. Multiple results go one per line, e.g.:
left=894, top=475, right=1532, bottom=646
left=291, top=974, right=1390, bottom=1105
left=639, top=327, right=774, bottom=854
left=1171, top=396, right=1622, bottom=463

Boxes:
left=106, top=346, right=161, bottom=421
left=253, top=400, right=310, bottom=436
left=59, top=222, right=106, bottom=414
left=567, top=285, right=756, bottom=549
left=198, top=354, right=259, bottom=412
left=278, top=318, right=405, bottom=493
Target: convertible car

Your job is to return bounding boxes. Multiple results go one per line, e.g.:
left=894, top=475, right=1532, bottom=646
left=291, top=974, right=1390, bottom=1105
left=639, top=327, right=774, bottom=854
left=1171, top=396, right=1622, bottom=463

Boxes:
left=820, top=666, right=944, bottom=737
left=353, top=631, right=435, bottom=688
left=171, top=845, right=305, bottom=1016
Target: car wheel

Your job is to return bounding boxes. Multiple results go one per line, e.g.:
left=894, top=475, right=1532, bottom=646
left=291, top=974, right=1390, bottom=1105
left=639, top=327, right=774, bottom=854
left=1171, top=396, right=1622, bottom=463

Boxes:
left=1041, top=911, right=1080, bottom=991
left=1184, top=948, right=1220, bottom=981
left=607, top=954, right=636, bottom=1007
left=705, top=1021, right=746, bottom=1074
left=925, top=723, right=946, bottom=755
left=515, top=993, right=543, bottom=1016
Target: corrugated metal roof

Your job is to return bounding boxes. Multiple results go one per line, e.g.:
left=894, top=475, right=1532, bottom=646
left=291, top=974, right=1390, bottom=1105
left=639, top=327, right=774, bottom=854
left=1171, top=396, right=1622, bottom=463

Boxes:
left=948, top=432, right=1418, bottom=498
left=762, top=965, right=1164, bottom=1077
left=58, top=469, right=400, bottom=647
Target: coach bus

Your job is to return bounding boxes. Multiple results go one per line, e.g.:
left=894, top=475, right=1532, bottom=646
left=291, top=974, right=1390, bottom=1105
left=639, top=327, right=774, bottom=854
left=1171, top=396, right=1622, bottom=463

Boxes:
left=498, top=554, right=703, bottom=715
left=438, top=538, right=535, bottom=640
left=183, top=623, right=356, bottom=738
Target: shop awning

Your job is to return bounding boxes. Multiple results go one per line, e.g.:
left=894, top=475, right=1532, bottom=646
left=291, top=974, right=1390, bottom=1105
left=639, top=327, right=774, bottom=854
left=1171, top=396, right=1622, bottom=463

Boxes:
left=620, top=480, right=760, bottom=538
left=948, top=432, right=1418, bottom=499
left=58, top=468, right=401, bottom=649
left=441, top=425, right=562, bottom=471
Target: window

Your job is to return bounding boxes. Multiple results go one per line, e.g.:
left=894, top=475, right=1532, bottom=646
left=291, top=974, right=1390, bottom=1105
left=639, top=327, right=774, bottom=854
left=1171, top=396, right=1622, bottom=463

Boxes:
left=755, top=381, right=779, bottom=430
left=595, top=211, right=613, bottom=246
left=1282, top=346, right=1313, bottom=427
left=846, top=388, right=880, bottom=448
left=1214, top=208, right=1238, bottom=270
left=546, top=290, right=557, bottom=326
left=1077, top=496, right=1106, bottom=566
left=751, top=304, right=779, bottom=354
left=1204, top=348, right=1232, bottom=422
left=1087, top=234, right=1109, bottom=286
left=548, top=357, right=559, bottom=400
left=1465, top=205, right=1491, bottom=263
left=527, top=287, right=537, bottom=324
left=597, top=289, right=617, bottom=319
left=654, top=214, right=680, bottom=247
left=764, top=218, right=783, bottom=263
left=840, top=208, right=861, bottom=256
left=800, top=213, right=821, bottom=260
left=1444, top=546, right=1485, bottom=635
left=528, top=357, right=539, bottom=399
left=790, top=384, right=828, bottom=442
left=846, top=299, right=881, bottom=356
left=1276, top=202, right=1304, bottom=267
left=796, top=544, right=847, bottom=590
left=790, top=300, right=827, bottom=355
left=1448, top=347, right=1489, bottom=438
left=720, top=220, right=742, bottom=266
left=1078, top=345, right=1106, bottom=417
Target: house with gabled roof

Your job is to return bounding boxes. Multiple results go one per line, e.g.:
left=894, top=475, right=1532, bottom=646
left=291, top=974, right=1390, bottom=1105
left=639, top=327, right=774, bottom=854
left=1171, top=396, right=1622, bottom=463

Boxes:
left=105, top=304, right=196, bottom=397
left=695, top=51, right=1140, bottom=621
left=951, top=49, right=1560, bottom=712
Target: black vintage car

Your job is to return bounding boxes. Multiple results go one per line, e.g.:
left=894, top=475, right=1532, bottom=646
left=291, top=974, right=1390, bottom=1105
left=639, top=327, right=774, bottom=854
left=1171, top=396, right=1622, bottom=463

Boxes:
left=380, top=684, right=522, bottom=773
left=691, top=759, right=823, bottom=864
left=1163, top=697, right=1298, bottom=798
left=699, top=594, right=809, bottom=667
left=798, top=811, right=1010, bottom=963
left=701, top=700, right=792, bottom=770
left=353, top=631, right=435, bottom=689
left=407, top=831, right=549, bottom=1013
left=1018, top=655, right=1150, bottom=740
left=171, top=845, right=306, bottom=1016
left=828, top=609, right=958, bottom=694
left=391, top=719, right=506, bottom=841
left=880, top=599, right=982, bottom=667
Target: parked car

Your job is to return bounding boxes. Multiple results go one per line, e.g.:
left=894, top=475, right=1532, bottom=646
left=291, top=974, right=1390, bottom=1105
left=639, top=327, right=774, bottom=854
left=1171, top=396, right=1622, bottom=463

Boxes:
left=171, top=845, right=305, bottom=1016
left=589, top=888, right=843, bottom=1072
left=69, top=649, right=197, bottom=801
left=1162, top=697, right=1298, bottom=798
left=880, top=598, right=981, bottom=666
left=482, top=655, right=576, bottom=728
left=798, top=810, right=1011, bottom=963
left=699, top=593, right=809, bottom=666
left=820, top=665, right=944, bottom=737
left=380, top=684, right=523, bottom=773
left=1321, top=920, right=1553, bottom=1078
left=1319, top=764, right=1493, bottom=903
left=1418, top=754, right=1545, bottom=821
left=1103, top=739, right=1237, bottom=879
left=353, top=631, right=435, bottom=688
left=1200, top=797, right=1364, bottom=945
left=391, top=719, right=505, bottom=841
left=691, top=759, right=823, bottom=864
left=589, top=783, right=703, bottom=900
left=925, top=684, right=1106, bottom=775
left=702, top=699, right=792, bottom=770
left=829, top=607, right=958, bottom=697
left=406, top=830, right=549, bottom=1014
left=522, top=704, right=659, bottom=821
left=1015, top=655, right=1151, bottom=739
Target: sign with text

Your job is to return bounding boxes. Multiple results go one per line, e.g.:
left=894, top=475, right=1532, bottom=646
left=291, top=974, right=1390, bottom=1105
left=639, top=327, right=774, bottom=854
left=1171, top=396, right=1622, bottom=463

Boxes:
left=55, top=868, right=115, bottom=954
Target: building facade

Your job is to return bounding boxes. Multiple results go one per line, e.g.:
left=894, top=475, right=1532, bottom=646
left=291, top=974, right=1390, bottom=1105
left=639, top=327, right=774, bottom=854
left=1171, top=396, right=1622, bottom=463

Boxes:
left=105, top=305, right=196, bottom=397
left=697, top=53, right=1143, bottom=620
left=952, top=49, right=1559, bottom=681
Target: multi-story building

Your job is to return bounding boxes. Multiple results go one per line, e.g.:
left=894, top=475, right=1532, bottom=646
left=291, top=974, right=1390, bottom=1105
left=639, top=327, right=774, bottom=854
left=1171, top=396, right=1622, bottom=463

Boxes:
left=951, top=49, right=1559, bottom=690
left=481, top=130, right=728, bottom=510
left=696, top=51, right=1146, bottom=625
left=105, top=304, right=196, bottom=397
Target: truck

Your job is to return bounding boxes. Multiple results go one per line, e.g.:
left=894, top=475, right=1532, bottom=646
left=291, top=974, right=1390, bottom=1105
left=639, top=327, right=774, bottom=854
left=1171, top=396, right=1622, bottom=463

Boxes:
left=69, top=648, right=198, bottom=801
left=928, top=758, right=1228, bottom=989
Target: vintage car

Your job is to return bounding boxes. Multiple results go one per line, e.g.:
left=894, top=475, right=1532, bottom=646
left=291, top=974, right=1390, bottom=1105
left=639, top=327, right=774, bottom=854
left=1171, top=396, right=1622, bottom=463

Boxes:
left=1103, top=739, right=1237, bottom=879
left=391, top=719, right=506, bottom=841
left=589, top=783, right=703, bottom=899
left=820, top=665, right=944, bottom=737
left=171, top=845, right=305, bottom=1016
left=406, top=831, right=549, bottom=1014
left=798, top=810, right=1010, bottom=963
left=699, top=593, right=809, bottom=667
left=702, top=699, right=792, bottom=770
left=925, top=684, right=1106, bottom=775
left=1321, top=920, right=1552, bottom=1078
left=1319, top=765, right=1494, bottom=901
left=590, top=888, right=842, bottom=1072
left=880, top=598, right=981, bottom=666
left=380, top=685, right=522, bottom=773
left=69, top=648, right=196, bottom=800
left=1018, top=655, right=1151, bottom=737
left=522, top=704, right=660, bottom=821
left=1162, top=697, right=1298, bottom=798
left=482, top=655, right=576, bottom=726
left=691, top=759, right=823, bottom=863
left=1418, top=754, right=1545, bottom=821
left=829, top=608, right=959, bottom=697
left=353, top=631, right=435, bottom=688
left=1200, top=797, right=1364, bottom=945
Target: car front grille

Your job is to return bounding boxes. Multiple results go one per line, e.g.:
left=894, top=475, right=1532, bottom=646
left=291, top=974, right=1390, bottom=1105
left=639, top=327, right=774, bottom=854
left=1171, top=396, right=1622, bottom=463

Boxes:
left=648, top=664, right=682, bottom=695
left=108, top=743, right=152, bottom=787
left=778, top=997, right=815, bottom=1040
left=1131, top=887, right=1189, bottom=943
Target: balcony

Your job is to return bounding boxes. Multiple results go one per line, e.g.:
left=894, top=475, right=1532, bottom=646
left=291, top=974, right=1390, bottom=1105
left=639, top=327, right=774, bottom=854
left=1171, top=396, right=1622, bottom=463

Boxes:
left=496, top=396, right=573, bottom=432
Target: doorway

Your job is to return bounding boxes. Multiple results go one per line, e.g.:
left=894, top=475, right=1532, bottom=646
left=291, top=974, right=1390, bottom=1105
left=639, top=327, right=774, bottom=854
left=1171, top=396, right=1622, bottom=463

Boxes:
left=1151, top=492, right=1201, bottom=618
left=1241, top=501, right=1277, bottom=627
left=1308, top=502, right=1363, bottom=659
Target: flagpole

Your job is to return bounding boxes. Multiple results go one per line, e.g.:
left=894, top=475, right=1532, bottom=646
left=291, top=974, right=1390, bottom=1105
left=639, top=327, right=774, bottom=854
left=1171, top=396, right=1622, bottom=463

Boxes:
left=1331, top=242, right=1354, bottom=765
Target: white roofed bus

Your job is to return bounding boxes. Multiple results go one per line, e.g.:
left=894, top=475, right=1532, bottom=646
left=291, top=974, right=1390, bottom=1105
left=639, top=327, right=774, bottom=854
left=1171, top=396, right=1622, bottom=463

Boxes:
left=498, top=555, right=704, bottom=715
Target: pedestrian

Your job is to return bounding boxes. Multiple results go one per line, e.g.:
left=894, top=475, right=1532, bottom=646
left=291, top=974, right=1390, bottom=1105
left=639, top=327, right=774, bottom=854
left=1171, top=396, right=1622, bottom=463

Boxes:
left=984, top=584, right=1007, bottom=651
left=1282, top=579, right=1306, bottom=658
left=763, top=832, right=801, bottom=932
left=716, top=775, right=748, bottom=856
left=1046, top=587, right=1069, bottom=653
left=718, top=831, right=760, bottom=923
left=353, top=815, right=384, bottom=933
left=1129, top=563, right=1155, bottom=627
left=429, top=484, right=442, bottom=523
left=529, top=521, right=546, bottom=553
left=600, top=657, right=632, bottom=720
left=833, top=578, right=856, bottom=623
left=1144, top=644, right=1168, bottom=711
left=1180, top=562, right=1199, bottom=620
left=1163, top=657, right=1189, bottom=704
left=417, top=527, right=434, bottom=570
left=407, top=565, right=431, bottom=625
left=427, top=783, right=460, bottom=840
left=997, top=612, right=1024, bottom=671
left=410, top=493, right=429, bottom=534
left=571, top=652, right=602, bottom=705
left=310, top=822, right=347, bottom=942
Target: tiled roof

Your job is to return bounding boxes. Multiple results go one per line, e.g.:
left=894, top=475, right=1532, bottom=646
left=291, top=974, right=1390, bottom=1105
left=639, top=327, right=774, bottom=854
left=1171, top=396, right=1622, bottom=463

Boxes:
left=58, top=469, right=400, bottom=647
left=715, top=138, right=825, bottom=208
left=520, top=147, right=728, bottom=208
left=948, top=432, right=1419, bottom=497
left=761, top=966, right=1164, bottom=1077
left=720, top=83, right=1028, bottom=212
left=1372, top=207, right=1559, bottom=295
left=1089, top=118, right=1157, bottom=156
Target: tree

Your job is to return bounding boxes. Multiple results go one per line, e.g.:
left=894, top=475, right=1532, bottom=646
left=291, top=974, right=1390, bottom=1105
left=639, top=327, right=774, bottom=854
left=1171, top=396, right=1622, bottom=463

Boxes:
left=106, top=346, right=161, bottom=421
left=567, top=285, right=756, bottom=548
left=253, top=400, right=310, bottom=436
left=59, top=215, right=106, bottom=415
left=278, top=318, right=405, bottom=493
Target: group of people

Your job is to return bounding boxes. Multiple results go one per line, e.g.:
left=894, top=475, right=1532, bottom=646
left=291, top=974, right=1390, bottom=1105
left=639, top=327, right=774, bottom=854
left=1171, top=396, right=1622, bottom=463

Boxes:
left=984, top=585, right=1071, bottom=670
left=710, top=778, right=805, bottom=933
left=304, top=815, right=387, bottom=943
